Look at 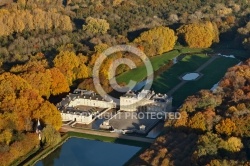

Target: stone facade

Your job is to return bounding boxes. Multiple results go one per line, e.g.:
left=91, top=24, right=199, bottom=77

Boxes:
left=57, top=89, right=172, bottom=124
left=120, top=90, right=172, bottom=112
left=60, top=109, right=93, bottom=124
left=57, top=89, right=116, bottom=109
left=57, top=89, right=116, bottom=124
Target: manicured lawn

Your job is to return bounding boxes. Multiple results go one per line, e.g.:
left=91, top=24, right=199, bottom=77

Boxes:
left=218, top=49, right=249, bottom=61
left=212, top=41, right=250, bottom=60
left=152, top=54, right=210, bottom=93
left=116, top=48, right=210, bottom=84
left=115, top=47, right=240, bottom=107
left=172, top=57, right=239, bottom=106
left=178, top=47, right=211, bottom=54
left=116, top=50, right=180, bottom=84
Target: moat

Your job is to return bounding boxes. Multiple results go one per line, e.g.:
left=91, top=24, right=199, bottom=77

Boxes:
left=35, top=138, right=141, bottom=166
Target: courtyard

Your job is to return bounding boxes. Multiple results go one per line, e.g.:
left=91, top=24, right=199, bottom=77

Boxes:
left=108, top=111, right=161, bottom=134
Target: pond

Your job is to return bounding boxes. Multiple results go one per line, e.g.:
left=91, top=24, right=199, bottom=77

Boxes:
left=35, top=138, right=141, bottom=166
left=182, top=72, right=200, bottom=80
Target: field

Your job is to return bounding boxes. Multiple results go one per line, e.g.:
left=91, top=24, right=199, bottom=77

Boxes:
left=116, top=50, right=180, bottom=83
left=152, top=56, right=239, bottom=107
left=116, top=48, right=210, bottom=84
left=171, top=57, right=239, bottom=106
left=115, top=47, right=241, bottom=107
left=151, top=54, right=210, bottom=93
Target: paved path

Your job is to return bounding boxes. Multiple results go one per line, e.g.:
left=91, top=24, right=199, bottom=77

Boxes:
left=61, top=125, right=155, bottom=143
left=195, top=55, right=219, bottom=72
left=167, top=55, right=219, bottom=96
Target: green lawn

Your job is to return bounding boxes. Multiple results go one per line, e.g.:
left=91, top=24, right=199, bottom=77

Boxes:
left=212, top=41, right=250, bottom=61
left=178, top=47, right=211, bottom=54
left=218, top=49, right=249, bottom=61
left=152, top=54, right=210, bottom=93
left=116, top=48, right=210, bottom=84
left=116, top=50, right=180, bottom=84
left=115, top=47, right=240, bottom=107
left=172, top=57, right=239, bottom=106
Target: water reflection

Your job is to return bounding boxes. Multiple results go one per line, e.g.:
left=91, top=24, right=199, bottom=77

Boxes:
left=36, top=138, right=141, bottom=166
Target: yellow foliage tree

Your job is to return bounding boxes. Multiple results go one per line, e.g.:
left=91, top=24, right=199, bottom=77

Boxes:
left=11, top=59, right=69, bottom=97
left=0, top=73, right=61, bottom=131
left=21, top=70, right=52, bottom=98
left=0, top=129, right=12, bottom=145
left=173, top=111, right=188, bottom=127
left=134, top=26, right=177, bottom=56
left=188, top=112, right=206, bottom=132
left=220, top=137, right=243, bottom=152
left=50, top=67, right=70, bottom=95
left=83, top=17, right=110, bottom=35
left=215, top=118, right=236, bottom=136
left=177, top=22, right=219, bottom=48
left=33, top=101, right=62, bottom=130
left=54, top=51, right=90, bottom=85
left=0, top=8, right=73, bottom=36
left=53, top=51, right=80, bottom=84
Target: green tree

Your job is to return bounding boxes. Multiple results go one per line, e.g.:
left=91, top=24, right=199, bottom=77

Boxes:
left=41, top=125, right=61, bottom=146
left=195, top=132, right=222, bottom=157
left=83, top=17, right=110, bottom=35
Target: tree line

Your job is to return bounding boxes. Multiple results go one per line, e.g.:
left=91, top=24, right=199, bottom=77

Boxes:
left=132, top=60, right=250, bottom=165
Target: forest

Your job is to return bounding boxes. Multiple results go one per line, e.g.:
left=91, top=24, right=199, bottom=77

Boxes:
left=0, top=0, right=250, bottom=165
left=132, top=60, right=250, bottom=166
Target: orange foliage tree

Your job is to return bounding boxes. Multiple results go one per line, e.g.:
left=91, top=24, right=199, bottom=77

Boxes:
left=0, top=72, right=62, bottom=131
left=215, top=118, right=236, bottom=136
left=53, top=51, right=90, bottom=85
left=11, top=59, right=70, bottom=98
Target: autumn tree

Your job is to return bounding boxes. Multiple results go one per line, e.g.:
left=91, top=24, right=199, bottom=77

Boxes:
left=219, top=137, right=243, bottom=152
left=134, top=26, right=177, bottom=56
left=54, top=51, right=90, bottom=85
left=41, top=124, right=61, bottom=146
left=21, top=70, right=52, bottom=98
left=0, top=8, right=73, bottom=36
left=0, top=129, right=12, bottom=145
left=11, top=59, right=70, bottom=97
left=215, top=118, right=236, bottom=136
left=50, top=68, right=70, bottom=95
left=173, top=111, right=188, bottom=127
left=33, top=101, right=62, bottom=130
left=177, top=22, right=219, bottom=48
left=195, top=132, right=222, bottom=158
left=83, top=17, right=110, bottom=35
left=0, top=72, right=61, bottom=131
left=233, top=115, right=250, bottom=137
left=0, top=133, right=39, bottom=166
left=180, top=90, right=221, bottom=113
left=0, top=72, right=62, bottom=165
left=188, top=112, right=206, bottom=132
